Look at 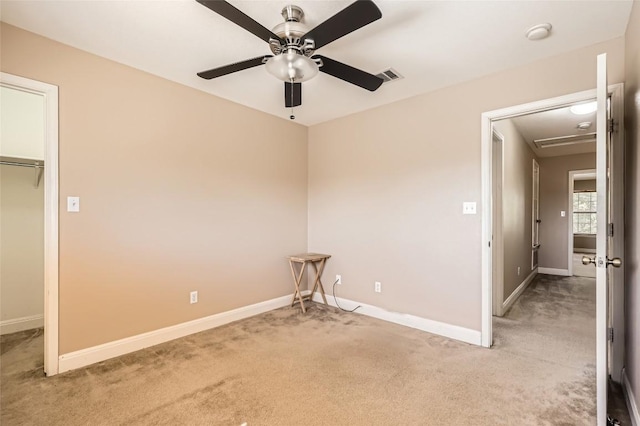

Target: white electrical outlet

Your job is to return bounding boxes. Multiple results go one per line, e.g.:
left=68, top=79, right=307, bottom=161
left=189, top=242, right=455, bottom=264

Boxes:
left=462, top=202, right=477, bottom=215
left=190, top=291, right=198, bottom=304
left=336, top=274, right=342, bottom=285
left=375, top=281, right=381, bottom=293
left=517, top=267, right=521, bottom=276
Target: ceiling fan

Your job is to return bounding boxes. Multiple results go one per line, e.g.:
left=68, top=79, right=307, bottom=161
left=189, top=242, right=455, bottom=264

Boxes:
left=196, top=0, right=384, bottom=118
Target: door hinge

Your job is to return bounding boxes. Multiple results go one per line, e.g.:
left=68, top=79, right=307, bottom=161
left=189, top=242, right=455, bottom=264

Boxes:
left=608, top=223, right=614, bottom=237
left=608, top=118, right=615, bottom=133
left=608, top=327, right=614, bottom=342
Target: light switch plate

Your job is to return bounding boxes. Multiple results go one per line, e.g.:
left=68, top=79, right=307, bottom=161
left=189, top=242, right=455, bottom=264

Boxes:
left=67, top=196, right=80, bottom=212
left=463, top=202, right=477, bottom=215
left=561, top=210, right=566, bottom=217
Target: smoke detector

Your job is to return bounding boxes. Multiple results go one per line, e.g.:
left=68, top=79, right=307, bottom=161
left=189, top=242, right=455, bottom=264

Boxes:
left=526, top=23, right=552, bottom=41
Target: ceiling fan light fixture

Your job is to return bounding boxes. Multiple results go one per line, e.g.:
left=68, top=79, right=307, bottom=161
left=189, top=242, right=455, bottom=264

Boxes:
left=265, top=52, right=319, bottom=82
left=570, top=101, right=598, bottom=115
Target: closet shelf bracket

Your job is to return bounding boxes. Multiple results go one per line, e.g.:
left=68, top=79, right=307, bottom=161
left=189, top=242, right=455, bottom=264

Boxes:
left=34, top=163, right=43, bottom=189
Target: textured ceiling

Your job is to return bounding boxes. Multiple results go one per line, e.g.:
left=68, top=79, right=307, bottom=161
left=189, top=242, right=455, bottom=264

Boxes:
left=0, top=0, right=633, bottom=125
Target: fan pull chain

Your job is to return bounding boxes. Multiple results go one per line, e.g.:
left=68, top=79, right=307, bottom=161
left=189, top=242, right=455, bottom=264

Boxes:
left=290, top=79, right=295, bottom=120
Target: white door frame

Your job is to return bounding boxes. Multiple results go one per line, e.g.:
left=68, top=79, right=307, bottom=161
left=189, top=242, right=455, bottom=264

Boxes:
left=491, top=130, right=505, bottom=317
left=606, top=82, right=625, bottom=384
left=531, top=158, right=540, bottom=270
left=480, top=83, right=624, bottom=348
left=1, top=72, right=59, bottom=376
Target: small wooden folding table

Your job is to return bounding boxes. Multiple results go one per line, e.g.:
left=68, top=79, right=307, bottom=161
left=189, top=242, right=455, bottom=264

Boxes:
left=287, top=253, right=331, bottom=313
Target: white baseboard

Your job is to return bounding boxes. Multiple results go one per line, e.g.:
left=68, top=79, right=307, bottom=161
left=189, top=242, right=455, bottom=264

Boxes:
left=502, top=269, right=537, bottom=313
left=537, top=267, right=571, bottom=276
left=311, top=293, right=481, bottom=346
left=0, top=314, right=44, bottom=335
left=623, top=368, right=640, bottom=426
left=58, top=292, right=306, bottom=374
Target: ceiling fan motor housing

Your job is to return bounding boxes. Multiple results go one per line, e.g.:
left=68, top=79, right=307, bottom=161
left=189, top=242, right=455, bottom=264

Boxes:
left=269, top=5, right=315, bottom=56
left=265, top=5, right=319, bottom=82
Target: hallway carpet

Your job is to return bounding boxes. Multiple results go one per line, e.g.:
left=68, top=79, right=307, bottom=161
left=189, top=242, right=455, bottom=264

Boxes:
left=0, top=274, right=613, bottom=425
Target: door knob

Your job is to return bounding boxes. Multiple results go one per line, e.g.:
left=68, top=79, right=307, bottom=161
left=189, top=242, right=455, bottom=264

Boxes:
left=581, top=256, right=622, bottom=267
left=607, top=257, right=622, bottom=268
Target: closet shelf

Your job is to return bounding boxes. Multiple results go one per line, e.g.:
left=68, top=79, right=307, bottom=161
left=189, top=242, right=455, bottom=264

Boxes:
left=0, top=156, right=44, bottom=188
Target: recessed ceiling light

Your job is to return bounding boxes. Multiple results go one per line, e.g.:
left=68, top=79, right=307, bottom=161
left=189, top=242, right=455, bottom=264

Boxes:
left=577, top=121, right=592, bottom=130
left=526, top=23, right=552, bottom=41
left=570, top=101, right=597, bottom=115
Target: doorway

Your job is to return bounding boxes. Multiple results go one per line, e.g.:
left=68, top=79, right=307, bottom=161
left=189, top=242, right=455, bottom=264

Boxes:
left=569, top=169, right=597, bottom=278
left=0, top=73, right=59, bottom=376
left=481, top=82, right=625, bottom=424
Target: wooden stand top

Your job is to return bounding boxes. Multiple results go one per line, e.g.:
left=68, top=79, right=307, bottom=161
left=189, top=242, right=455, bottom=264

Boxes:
left=287, top=253, right=331, bottom=263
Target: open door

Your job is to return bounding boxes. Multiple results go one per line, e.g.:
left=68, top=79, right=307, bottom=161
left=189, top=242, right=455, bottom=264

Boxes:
left=583, top=53, right=623, bottom=426
left=531, top=158, right=540, bottom=270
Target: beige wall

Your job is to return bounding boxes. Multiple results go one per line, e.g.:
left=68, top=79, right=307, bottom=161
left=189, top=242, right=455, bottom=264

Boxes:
left=538, top=153, right=596, bottom=270
left=574, top=235, right=596, bottom=252
left=624, top=0, right=640, bottom=414
left=493, top=119, right=537, bottom=301
left=0, top=165, right=44, bottom=328
left=1, top=23, right=309, bottom=354
left=574, top=179, right=596, bottom=191
left=308, top=39, right=623, bottom=331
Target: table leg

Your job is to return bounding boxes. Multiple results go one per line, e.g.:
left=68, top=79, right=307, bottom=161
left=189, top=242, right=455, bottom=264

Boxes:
left=289, top=260, right=307, bottom=313
left=310, top=258, right=329, bottom=305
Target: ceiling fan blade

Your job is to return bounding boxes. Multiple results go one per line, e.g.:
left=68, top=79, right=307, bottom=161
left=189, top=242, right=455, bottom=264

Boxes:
left=196, top=0, right=282, bottom=44
left=301, top=0, right=381, bottom=50
left=313, top=55, right=383, bottom=91
left=197, top=55, right=272, bottom=80
left=285, top=82, right=302, bottom=107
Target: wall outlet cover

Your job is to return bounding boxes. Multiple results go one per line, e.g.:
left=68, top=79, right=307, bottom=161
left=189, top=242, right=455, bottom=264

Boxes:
left=463, top=202, right=477, bottom=215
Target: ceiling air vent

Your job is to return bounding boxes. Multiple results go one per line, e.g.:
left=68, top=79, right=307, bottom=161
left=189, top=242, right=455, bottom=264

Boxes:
left=376, top=68, right=403, bottom=83
left=533, top=132, right=596, bottom=149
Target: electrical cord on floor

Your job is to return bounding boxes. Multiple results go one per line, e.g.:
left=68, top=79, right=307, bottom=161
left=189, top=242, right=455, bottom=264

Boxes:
left=332, top=279, right=361, bottom=313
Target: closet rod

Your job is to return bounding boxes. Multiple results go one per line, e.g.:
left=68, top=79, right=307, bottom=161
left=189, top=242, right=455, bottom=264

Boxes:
left=0, top=160, right=44, bottom=168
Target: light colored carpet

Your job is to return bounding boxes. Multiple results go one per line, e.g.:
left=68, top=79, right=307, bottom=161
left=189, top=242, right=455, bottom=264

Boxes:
left=0, top=274, right=623, bottom=425
left=573, top=252, right=597, bottom=278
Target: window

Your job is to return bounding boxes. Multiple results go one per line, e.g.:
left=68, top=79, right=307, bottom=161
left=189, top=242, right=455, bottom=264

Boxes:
left=573, top=192, right=597, bottom=234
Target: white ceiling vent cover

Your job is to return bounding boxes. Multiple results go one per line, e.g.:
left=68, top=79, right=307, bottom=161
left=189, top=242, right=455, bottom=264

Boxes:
left=533, top=132, right=596, bottom=149
left=376, top=68, right=404, bottom=83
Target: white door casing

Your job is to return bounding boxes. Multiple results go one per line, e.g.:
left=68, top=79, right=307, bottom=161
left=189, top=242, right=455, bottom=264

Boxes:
left=595, top=52, right=609, bottom=426
left=491, top=130, right=504, bottom=317
left=593, top=52, right=625, bottom=423
left=531, top=158, right=540, bottom=270
left=1, top=72, right=59, bottom=376
left=606, top=79, right=625, bottom=385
